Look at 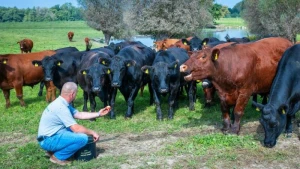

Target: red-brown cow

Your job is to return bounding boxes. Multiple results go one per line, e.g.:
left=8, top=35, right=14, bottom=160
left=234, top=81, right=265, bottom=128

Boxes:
left=68, top=31, right=74, bottom=41
left=84, top=37, right=92, bottom=51
left=17, top=38, right=33, bottom=53
left=0, top=50, right=57, bottom=108
left=180, top=37, right=293, bottom=134
left=154, top=38, right=180, bottom=51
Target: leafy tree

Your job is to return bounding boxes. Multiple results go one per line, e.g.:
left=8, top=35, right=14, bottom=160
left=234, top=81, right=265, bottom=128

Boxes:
left=77, top=0, right=126, bottom=44
left=242, top=0, right=300, bottom=42
left=210, top=3, right=229, bottom=21
left=128, top=0, right=214, bottom=40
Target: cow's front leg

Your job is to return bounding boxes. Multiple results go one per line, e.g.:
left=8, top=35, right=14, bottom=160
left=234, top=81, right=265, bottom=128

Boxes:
left=168, top=85, right=179, bottom=120
left=153, top=88, right=162, bottom=120
left=14, top=85, right=25, bottom=107
left=125, top=85, right=139, bottom=118
left=3, top=89, right=11, bottom=108
left=82, top=91, right=88, bottom=112
left=188, top=81, right=196, bottom=111
left=109, top=88, right=118, bottom=119
left=220, top=100, right=231, bottom=134
left=231, top=94, right=250, bottom=134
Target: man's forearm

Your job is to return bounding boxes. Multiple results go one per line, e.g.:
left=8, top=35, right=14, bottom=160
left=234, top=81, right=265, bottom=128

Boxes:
left=74, top=112, right=99, bottom=119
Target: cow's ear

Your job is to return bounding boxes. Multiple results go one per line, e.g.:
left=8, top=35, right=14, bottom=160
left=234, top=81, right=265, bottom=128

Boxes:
left=141, top=65, right=152, bottom=74
left=32, top=60, right=42, bottom=67
left=80, top=69, right=89, bottom=75
left=99, top=57, right=111, bottom=66
left=278, top=104, right=288, bottom=115
left=168, top=60, right=179, bottom=69
left=202, top=38, right=209, bottom=45
left=181, top=39, right=190, bottom=45
left=103, top=67, right=111, bottom=74
left=211, top=49, right=220, bottom=61
left=125, top=60, right=136, bottom=67
left=55, top=60, right=63, bottom=66
left=0, top=59, right=8, bottom=64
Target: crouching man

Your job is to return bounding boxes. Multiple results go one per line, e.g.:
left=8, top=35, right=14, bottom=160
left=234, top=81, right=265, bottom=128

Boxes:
left=37, top=82, right=111, bottom=165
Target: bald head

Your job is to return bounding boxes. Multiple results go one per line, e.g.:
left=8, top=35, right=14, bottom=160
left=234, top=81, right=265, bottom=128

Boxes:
left=61, top=82, right=78, bottom=95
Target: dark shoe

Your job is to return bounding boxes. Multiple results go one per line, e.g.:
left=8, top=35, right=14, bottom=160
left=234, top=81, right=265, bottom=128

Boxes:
left=50, top=155, right=72, bottom=166
left=45, top=151, right=53, bottom=157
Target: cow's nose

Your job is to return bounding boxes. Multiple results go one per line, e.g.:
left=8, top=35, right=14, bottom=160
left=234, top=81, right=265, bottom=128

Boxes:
left=160, top=88, right=168, bottom=93
left=45, top=77, right=52, bottom=81
left=180, top=65, right=188, bottom=72
left=92, top=87, right=100, bottom=92
left=112, top=82, right=120, bottom=87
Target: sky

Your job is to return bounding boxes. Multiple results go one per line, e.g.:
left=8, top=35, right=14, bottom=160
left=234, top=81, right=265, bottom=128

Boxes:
left=1, top=0, right=241, bottom=9
left=0, top=0, right=79, bottom=8
left=215, top=0, right=241, bottom=8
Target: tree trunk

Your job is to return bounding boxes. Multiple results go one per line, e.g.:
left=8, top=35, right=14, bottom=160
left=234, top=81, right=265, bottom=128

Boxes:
left=103, top=31, right=112, bottom=45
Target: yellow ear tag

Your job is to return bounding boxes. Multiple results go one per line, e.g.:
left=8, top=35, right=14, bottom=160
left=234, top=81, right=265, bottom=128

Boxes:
left=127, top=63, right=131, bottom=67
left=203, top=42, right=206, bottom=45
left=145, top=69, right=149, bottom=74
left=35, top=63, right=38, bottom=67
left=174, top=64, right=177, bottom=68
left=3, top=60, right=7, bottom=64
left=107, top=69, right=110, bottom=74
left=196, top=80, right=201, bottom=82
left=256, top=107, right=260, bottom=111
left=184, top=42, right=187, bottom=45
left=57, top=62, right=61, bottom=66
left=102, top=61, right=106, bottom=65
left=282, top=109, right=286, bottom=114
left=214, top=53, right=218, bottom=60
left=82, top=71, right=86, bottom=75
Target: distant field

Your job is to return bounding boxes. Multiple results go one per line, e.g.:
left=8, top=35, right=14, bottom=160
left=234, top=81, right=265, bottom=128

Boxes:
left=215, top=18, right=246, bottom=28
left=0, top=21, right=299, bottom=168
left=0, top=21, right=104, bottom=54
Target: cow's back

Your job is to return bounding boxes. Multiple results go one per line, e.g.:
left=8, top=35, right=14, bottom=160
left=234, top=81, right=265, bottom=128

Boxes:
left=216, top=37, right=292, bottom=93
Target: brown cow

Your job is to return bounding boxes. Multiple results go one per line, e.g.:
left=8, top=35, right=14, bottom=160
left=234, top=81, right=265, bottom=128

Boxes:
left=68, top=31, right=74, bottom=41
left=0, top=50, right=57, bottom=108
left=17, top=38, right=33, bottom=53
left=84, top=37, right=92, bottom=51
left=154, top=38, right=180, bottom=51
left=180, top=37, right=293, bottom=134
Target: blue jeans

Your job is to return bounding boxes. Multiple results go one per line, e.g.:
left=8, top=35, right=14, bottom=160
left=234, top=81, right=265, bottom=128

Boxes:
left=39, top=129, right=88, bottom=160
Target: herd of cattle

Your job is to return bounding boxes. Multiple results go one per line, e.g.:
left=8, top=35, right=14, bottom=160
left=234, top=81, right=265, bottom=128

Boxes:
left=1, top=32, right=300, bottom=148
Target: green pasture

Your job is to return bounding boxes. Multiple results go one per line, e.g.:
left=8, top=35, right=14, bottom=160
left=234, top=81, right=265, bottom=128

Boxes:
left=215, top=18, right=246, bottom=28
left=0, top=21, right=299, bottom=168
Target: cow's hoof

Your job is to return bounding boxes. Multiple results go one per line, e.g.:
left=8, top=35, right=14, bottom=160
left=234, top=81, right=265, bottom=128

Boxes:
left=156, top=117, right=163, bottom=121
left=189, top=105, right=195, bottom=111
left=221, top=128, right=229, bottom=135
left=286, top=133, right=292, bottom=138
left=38, top=92, right=42, bottom=97
left=204, top=103, right=211, bottom=108
left=168, top=116, right=174, bottom=120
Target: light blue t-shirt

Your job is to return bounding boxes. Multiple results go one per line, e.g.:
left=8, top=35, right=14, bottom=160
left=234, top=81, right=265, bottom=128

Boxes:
left=37, top=96, right=78, bottom=137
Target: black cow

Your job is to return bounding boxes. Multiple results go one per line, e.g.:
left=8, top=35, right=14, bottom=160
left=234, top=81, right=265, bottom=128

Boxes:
left=77, top=51, right=112, bottom=112
left=90, top=47, right=115, bottom=57
left=109, top=41, right=144, bottom=54
left=37, top=47, right=79, bottom=96
left=32, top=50, right=85, bottom=92
left=253, top=44, right=300, bottom=148
left=188, top=36, right=203, bottom=51
left=141, top=47, right=196, bottom=120
left=99, top=44, right=155, bottom=119
left=225, top=34, right=250, bottom=43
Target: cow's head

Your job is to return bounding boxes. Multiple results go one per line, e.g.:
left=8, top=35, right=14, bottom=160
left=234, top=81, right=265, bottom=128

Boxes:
left=189, top=36, right=203, bottom=51
left=80, top=63, right=110, bottom=92
left=174, top=39, right=190, bottom=51
left=99, top=56, right=135, bottom=88
left=253, top=102, right=288, bottom=148
left=17, top=40, right=26, bottom=49
left=142, top=60, right=178, bottom=94
left=32, top=56, right=63, bottom=81
left=153, top=40, right=164, bottom=52
left=180, top=48, right=217, bottom=81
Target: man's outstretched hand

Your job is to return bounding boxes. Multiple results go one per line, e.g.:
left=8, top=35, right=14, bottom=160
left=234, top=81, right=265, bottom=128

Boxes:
left=98, top=106, right=111, bottom=117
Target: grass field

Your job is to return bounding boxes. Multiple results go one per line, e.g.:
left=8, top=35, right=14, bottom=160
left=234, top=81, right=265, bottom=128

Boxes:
left=215, top=18, right=246, bottom=28
left=0, top=21, right=299, bottom=168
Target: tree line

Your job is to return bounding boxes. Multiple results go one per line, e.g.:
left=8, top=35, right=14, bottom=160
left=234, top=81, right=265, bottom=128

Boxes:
left=0, top=3, right=82, bottom=22
left=78, top=0, right=299, bottom=44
